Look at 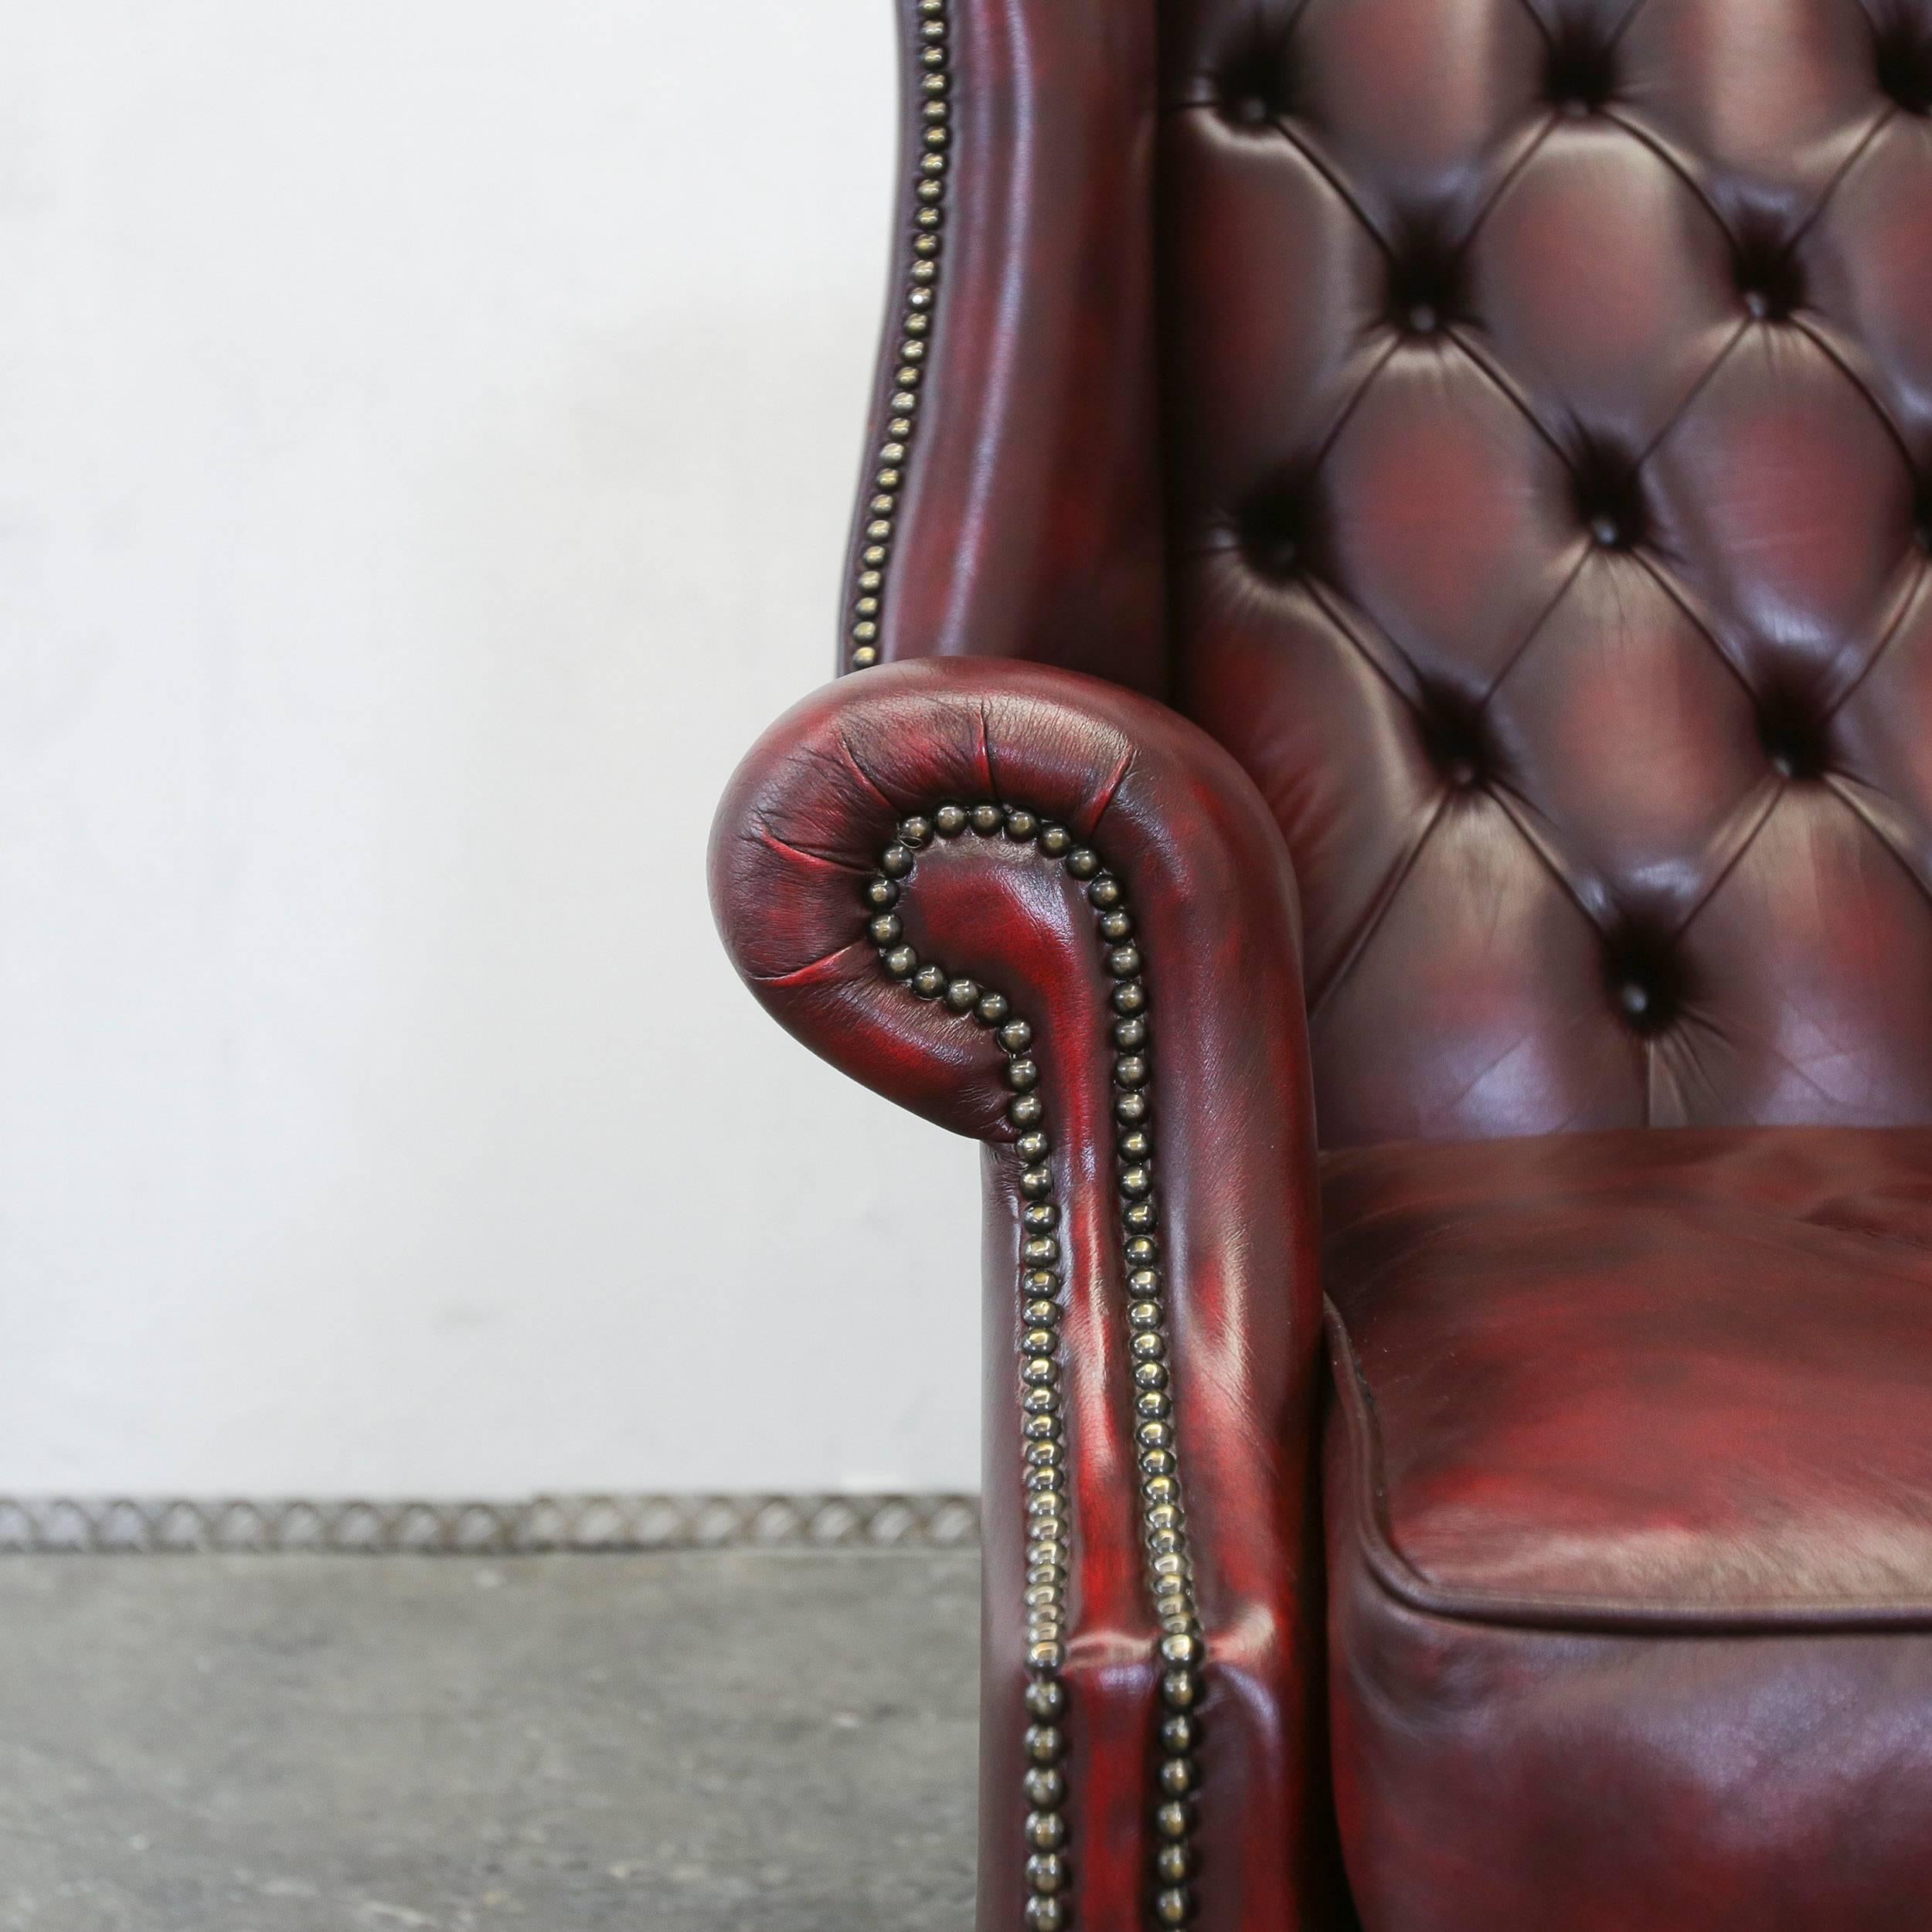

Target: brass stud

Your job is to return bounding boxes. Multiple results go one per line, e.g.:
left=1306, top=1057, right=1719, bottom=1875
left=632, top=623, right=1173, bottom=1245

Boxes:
left=1027, top=1809, right=1067, bottom=1850
left=1026, top=1852, right=1066, bottom=1895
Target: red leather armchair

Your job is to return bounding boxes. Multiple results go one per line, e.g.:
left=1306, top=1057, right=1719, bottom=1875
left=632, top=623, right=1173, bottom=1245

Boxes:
left=710, top=2, right=1932, bottom=1927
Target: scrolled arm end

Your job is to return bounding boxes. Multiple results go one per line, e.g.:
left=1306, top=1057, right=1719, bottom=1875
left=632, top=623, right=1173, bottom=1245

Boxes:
left=711, top=657, right=1344, bottom=1931
left=710, top=657, right=1305, bottom=1126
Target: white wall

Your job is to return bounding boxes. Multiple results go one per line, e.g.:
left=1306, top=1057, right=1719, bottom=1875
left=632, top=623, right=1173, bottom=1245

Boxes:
left=0, top=2, right=984, bottom=1495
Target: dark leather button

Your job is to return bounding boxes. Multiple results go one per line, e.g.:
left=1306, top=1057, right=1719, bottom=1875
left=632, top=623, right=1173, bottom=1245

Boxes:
left=1420, top=692, right=1492, bottom=794
left=1543, top=16, right=1617, bottom=115
left=1604, top=926, right=1684, bottom=1035
left=1759, top=689, right=1829, bottom=781
left=1733, top=223, right=1804, bottom=322
left=1875, top=14, right=1932, bottom=114
left=1385, top=224, right=1467, bottom=339
left=1235, top=468, right=1325, bottom=584
left=1570, top=437, right=1649, bottom=554
left=1217, top=36, right=1295, bottom=129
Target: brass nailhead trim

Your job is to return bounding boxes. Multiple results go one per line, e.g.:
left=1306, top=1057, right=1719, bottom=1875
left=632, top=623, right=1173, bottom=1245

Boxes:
left=866, top=805, right=1207, bottom=1932
left=844, top=0, right=952, bottom=674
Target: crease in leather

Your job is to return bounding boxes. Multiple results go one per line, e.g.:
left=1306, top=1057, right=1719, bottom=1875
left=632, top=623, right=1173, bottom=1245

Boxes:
left=1323, top=1300, right=1932, bottom=1634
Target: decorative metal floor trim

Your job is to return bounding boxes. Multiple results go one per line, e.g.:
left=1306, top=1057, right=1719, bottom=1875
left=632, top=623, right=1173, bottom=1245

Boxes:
left=0, top=1493, right=982, bottom=1555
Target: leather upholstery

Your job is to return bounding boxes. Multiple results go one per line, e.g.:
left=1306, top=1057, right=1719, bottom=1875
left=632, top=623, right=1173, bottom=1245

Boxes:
left=854, top=0, right=1168, bottom=695
left=713, top=2, right=1932, bottom=1926
left=1161, top=0, right=1932, bottom=1147
left=712, top=660, right=1341, bottom=1930
left=1323, top=1124, right=1932, bottom=1927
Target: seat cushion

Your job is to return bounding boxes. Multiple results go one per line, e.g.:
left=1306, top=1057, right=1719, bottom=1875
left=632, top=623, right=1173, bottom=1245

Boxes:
left=1321, top=1125, right=1932, bottom=1932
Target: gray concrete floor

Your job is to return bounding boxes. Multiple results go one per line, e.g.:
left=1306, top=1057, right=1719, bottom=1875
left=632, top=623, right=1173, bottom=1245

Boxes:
left=0, top=1552, right=978, bottom=1932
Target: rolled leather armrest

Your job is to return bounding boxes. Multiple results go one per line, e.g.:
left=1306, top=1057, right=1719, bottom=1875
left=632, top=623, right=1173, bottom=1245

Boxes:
left=711, top=658, right=1340, bottom=1931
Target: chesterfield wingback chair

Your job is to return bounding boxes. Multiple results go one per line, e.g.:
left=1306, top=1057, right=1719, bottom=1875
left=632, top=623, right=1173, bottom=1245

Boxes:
left=710, top=0, right=1932, bottom=1925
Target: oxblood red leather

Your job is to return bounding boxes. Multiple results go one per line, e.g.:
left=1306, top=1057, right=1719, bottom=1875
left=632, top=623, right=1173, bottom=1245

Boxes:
left=713, top=0, right=1932, bottom=1926
left=852, top=0, right=1168, bottom=696
left=1325, top=1127, right=1932, bottom=1625
left=712, top=662, right=1336, bottom=1930
left=1324, top=1127, right=1932, bottom=1928
left=1164, top=0, right=1932, bottom=1146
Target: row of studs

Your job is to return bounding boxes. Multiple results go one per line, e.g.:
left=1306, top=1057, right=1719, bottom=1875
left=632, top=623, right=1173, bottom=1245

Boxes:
left=846, top=0, right=952, bottom=673
left=1088, top=850, right=1205, bottom=1930
left=863, top=803, right=1206, bottom=1930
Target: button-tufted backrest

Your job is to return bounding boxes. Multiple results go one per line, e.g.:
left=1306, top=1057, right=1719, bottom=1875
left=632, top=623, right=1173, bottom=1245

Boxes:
left=1159, top=0, right=1932, bottom=1146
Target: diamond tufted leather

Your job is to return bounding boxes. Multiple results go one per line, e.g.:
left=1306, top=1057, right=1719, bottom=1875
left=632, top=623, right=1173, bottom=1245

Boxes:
left=713, top=2, right=1932, bottom=1927
left=1164, top=0, right=1932, bottom=1146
